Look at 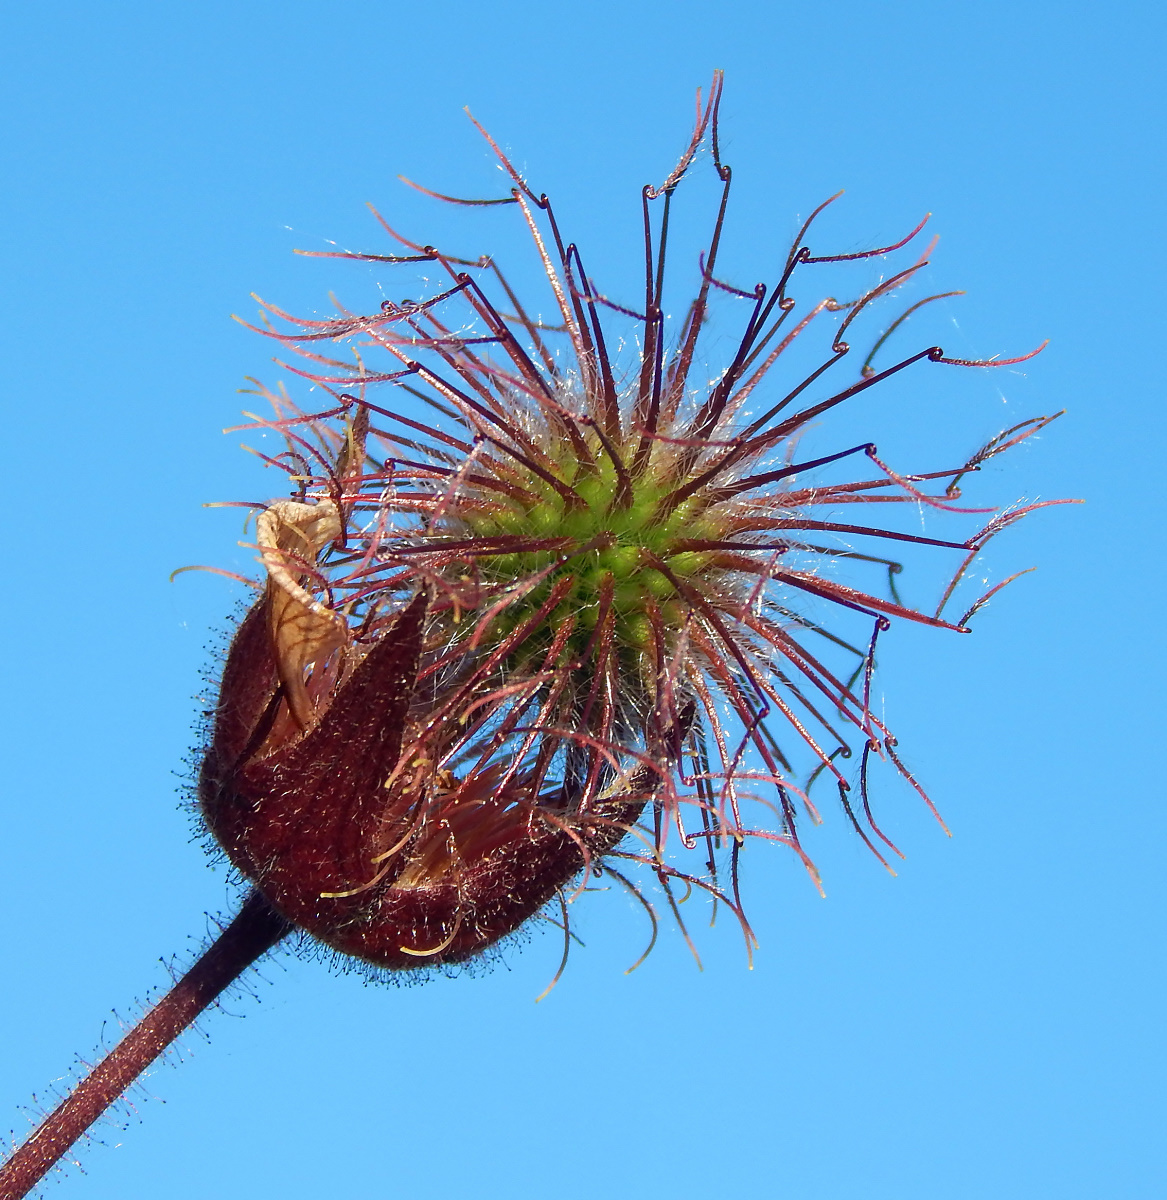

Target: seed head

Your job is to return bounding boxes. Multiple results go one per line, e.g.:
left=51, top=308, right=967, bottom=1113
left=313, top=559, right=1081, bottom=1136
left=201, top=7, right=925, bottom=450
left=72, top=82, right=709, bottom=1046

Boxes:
left=198, top=73, right=1067, bottom=977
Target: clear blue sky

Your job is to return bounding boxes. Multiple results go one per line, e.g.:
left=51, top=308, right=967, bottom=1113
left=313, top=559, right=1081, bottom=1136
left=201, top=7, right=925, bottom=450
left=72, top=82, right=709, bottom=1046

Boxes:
left=2, top=2, right=1163, bottom=1197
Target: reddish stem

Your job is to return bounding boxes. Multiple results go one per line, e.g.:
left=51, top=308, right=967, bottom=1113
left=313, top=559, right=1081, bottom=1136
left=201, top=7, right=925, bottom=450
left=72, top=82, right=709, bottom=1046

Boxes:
left=0, top=891, right=292, bottom=1200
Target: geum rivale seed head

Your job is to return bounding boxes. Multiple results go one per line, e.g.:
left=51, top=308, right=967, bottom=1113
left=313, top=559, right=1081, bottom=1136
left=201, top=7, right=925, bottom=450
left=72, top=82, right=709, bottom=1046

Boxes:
left=197, top=74, right=1068, bottom=980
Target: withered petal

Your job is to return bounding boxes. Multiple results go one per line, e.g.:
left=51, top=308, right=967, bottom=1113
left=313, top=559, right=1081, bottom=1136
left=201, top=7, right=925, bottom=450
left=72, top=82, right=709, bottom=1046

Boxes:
left=256, top=500, right=349, bottom=728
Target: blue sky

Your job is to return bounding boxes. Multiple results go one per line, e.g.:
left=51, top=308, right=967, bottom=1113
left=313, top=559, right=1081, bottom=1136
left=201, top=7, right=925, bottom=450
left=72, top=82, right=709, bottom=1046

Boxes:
left=1, top=1, right=1163, bottom=1197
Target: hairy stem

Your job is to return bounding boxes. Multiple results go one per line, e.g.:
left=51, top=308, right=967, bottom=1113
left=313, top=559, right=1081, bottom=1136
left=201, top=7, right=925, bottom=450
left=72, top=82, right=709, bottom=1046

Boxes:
left=0, top=890, right=292, bottom=1200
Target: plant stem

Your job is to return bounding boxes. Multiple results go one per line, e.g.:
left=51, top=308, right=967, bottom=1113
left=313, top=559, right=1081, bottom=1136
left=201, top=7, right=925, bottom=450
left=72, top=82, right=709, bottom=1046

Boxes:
left=0, top=890, right=292, bottom=1200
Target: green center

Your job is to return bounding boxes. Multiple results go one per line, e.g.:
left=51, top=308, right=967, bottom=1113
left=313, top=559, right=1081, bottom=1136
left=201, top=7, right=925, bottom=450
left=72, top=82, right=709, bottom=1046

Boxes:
left=447, top=442, right=720, bottom=673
